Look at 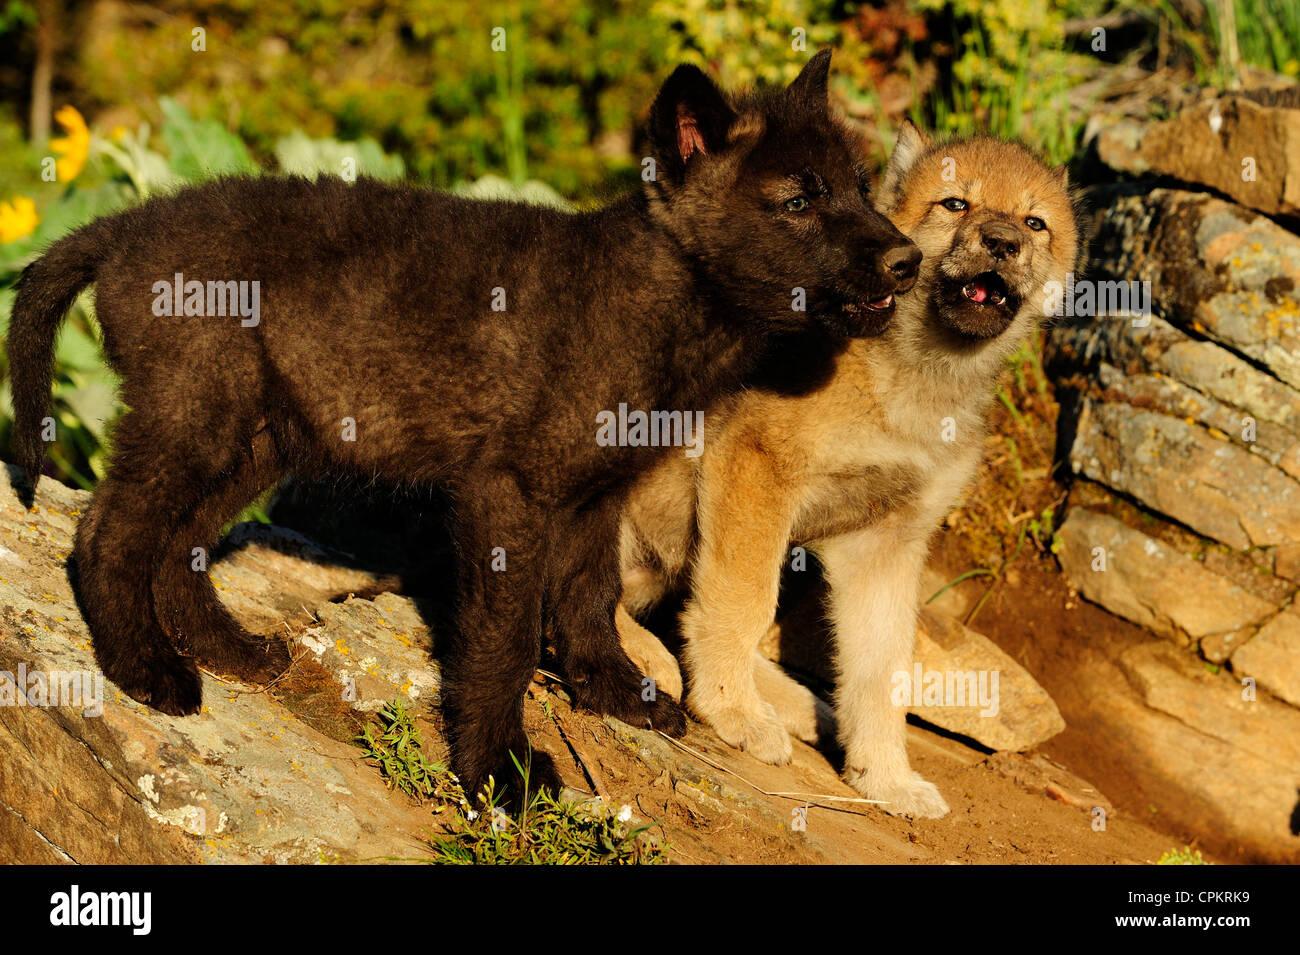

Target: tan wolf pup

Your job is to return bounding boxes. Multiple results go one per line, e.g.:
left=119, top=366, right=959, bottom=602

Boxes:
left=616, top=123, right=1079, bottom=817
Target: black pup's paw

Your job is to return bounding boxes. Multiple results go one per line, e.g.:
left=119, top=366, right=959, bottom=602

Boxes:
left=197, top=634, right=292, bottom=686
left=570, top=656, right=688, bottom=737
left=644, top=693, right=688, bottom=737
left=113, top=652, right=203, bottom=716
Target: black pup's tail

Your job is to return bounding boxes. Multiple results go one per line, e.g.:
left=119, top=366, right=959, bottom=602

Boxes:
left=9, top=220, right=112, bottom=490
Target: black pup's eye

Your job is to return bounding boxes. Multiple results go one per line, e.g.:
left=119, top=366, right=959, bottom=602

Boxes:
left=784, top=196, right=810, bottom=212
left=1026, top=216, right=1046, bottom=231
left=940, top=197, right=968, bottom=212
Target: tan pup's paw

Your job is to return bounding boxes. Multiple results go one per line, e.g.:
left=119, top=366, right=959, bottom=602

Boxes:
left=693, top=695, right=793, bottom=765
left=848, top=769, right=950, bottom=819
left=753, top=657, right=834, bottom=744
left=615, top=604, right=684, bottom=701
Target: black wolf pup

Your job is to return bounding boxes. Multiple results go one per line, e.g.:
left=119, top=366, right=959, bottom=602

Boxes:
left=8, top=50, right=919, bottom=799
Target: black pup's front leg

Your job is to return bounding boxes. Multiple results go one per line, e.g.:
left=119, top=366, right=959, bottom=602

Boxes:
left=441, top=478, right=562, bottom=807
left=546, top=497, right=687, bottom=737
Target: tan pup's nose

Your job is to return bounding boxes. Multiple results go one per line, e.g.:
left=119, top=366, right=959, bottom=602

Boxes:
left=979, top=221, right=1020, bottom=260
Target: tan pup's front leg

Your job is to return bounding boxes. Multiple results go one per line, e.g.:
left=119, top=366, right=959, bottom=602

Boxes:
left=819, top=525, right=949, bottom=818
left=682, top=431, right=799, bottom=763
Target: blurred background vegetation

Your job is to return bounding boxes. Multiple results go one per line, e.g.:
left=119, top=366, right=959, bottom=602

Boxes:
left=0, top=0, right=1296, bottom=491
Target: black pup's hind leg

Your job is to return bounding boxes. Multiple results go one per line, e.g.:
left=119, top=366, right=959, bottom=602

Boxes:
left=73, top=412, right=205, bottom=715
left=442, top=476, right=561, bottom=805
left=547, top=497, right=686, bottom=736
left=153, top=431, right=291, bottom=685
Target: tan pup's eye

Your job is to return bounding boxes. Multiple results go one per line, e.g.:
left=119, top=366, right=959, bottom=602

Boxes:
left=1026, top=216, right=1046, bottom=231
left=784, top=196, right=810, bottom=212
left=940, top=197, right=967, bottom=212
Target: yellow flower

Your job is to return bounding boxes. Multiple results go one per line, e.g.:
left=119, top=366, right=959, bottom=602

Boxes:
left=0, top=197, right=38, bottom=243
left=50, top=105, right=90, bottom=182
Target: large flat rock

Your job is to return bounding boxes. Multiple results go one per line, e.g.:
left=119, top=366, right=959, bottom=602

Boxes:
left=0, top=465, right=436, bottom=863
left=1232, top=606, right=1300, bottom=708
left=1050, top=314, right=1300, bottom=479
left=1095, top=93, right=1300, bottom=219
left=1057, top=508, right=1280, bottom=654
left=1113, top=642, right=1300, bottom=862
left=1067, top=400, right=1300, bottom=550
left=1081, top=188, right=1300, bottom=389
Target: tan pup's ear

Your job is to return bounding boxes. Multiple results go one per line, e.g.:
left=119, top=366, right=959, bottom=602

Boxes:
left=879, top=119, right=931, bottom=210
left=1053, top=164, right=1069, bottom=188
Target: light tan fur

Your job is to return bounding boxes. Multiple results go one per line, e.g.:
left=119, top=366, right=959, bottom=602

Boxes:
left=616, top=124, right=1078, bottom=817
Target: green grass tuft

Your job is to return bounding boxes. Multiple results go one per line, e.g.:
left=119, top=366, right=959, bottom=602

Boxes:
left=357, top=699, right=667, bottom=865
left=357, top=699, right=460, bottom=805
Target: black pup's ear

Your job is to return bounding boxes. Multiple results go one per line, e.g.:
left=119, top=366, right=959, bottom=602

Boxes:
left=785, top=49, right=833, bottom=108
left=648, top=63, right=737, bottom=188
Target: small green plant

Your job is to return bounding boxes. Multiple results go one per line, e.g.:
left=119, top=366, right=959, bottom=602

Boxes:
left=1027, top=506, right=1063, bottom=555
left=356, top=700, right=666, bottom=864
left=356, top=699, right=458, bottom=804
left=428, top=754, right=666, bottom=865
left=1005, top=338, right=1050, bottom=404
left=1157, top=845, right=1211, bottom=865
left=926, top=566, right=996, bottom=604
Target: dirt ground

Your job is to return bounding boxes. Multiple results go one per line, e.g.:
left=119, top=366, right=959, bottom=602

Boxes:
left=386, top=570, right=1194, bottom=867
left=414, top=656, right=1183, bottom=865
left=272, top=514, right=1196, bottom=864
left=925, top=549, right=1215, bottom=858
left=936, top=546, right=1239, bottom=862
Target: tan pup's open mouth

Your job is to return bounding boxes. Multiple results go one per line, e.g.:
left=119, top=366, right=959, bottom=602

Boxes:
left=960, top=272, right=1008, bottom=307
left=935, top=269, right=1021, bottom=340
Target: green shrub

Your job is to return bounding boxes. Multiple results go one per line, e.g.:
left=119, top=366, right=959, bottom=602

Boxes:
left=907, top=0, right=1097, bottom=165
